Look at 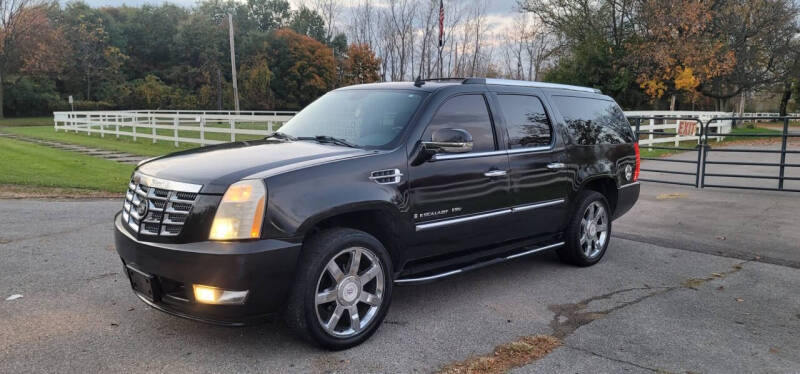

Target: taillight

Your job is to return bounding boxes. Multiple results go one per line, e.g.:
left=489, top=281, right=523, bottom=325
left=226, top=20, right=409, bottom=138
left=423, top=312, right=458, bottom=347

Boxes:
left=633, top=143, right=641, bottom=182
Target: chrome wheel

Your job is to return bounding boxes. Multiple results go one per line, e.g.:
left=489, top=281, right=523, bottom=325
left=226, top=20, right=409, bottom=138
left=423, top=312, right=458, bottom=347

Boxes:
left=579, top=201, right=608, bottom=259
left=315, top=247, right=384, bottom=338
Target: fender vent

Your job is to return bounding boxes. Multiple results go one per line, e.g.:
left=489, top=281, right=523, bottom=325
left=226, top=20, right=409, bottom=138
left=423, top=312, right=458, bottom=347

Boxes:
left=370, top=169, right=403, bottom=185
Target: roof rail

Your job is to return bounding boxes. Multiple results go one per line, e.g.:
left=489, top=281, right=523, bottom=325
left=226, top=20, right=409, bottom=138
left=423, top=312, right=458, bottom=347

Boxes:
left=464, top=78, right=601, bottom=94
left=421, top=77, right=468, bottom=82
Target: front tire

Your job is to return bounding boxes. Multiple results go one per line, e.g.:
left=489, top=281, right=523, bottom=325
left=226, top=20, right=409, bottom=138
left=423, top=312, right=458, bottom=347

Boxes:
left=285, top=228, right=393, bottom=350
left=558, top=191, right=611, bottom=267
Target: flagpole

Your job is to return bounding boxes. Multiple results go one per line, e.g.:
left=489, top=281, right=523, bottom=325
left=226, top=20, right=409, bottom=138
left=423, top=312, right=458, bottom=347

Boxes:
left=438, top=0, right=444, bottom=78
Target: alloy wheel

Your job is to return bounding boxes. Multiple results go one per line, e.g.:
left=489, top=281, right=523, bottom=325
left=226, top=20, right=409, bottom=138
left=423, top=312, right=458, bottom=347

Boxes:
left=314, top=247, right=384, bottom=338
left=579, top=201, right=608, bottom=259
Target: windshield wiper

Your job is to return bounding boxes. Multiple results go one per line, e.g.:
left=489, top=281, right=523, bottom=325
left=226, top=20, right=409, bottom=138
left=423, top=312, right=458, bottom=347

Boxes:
left=297, top=135, right=359, bottom=148
left=265, top=131, right=297, bottom=141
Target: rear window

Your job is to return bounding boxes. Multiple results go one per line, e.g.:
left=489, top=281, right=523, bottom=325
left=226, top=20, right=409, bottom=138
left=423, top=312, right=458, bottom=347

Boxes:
left=497, top=95, right=552, bottom=149
left=551, top=96, right=634, bottom=145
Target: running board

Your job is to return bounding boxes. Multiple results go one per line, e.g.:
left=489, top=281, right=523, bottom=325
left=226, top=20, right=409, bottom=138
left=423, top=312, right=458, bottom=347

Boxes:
left=394, top=241, right=565, bottom=286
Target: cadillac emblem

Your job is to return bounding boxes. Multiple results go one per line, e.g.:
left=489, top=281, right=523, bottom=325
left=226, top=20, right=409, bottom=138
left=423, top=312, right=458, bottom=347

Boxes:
left=137, top=199, right=149, bottom=217
left=624, top=165, right=633, bottom=181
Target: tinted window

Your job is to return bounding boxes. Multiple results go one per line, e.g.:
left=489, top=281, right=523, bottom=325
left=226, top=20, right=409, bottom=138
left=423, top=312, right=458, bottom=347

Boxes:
left=551, top=96, right=634, bottom=145
left=498, top=95, right=552, bottom=148
left=280, top=90, right=426, bottom=148
left=424, top=95, right=496, bottom=152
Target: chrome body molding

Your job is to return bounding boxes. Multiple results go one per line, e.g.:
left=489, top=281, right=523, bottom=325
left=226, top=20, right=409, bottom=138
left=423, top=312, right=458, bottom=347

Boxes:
left=506, top=145, right=551, bottom=155
left=394, top=241, right=565, bottom=285
left=505, top=242, right=565, bottom=260
left=432, top=150, right=507, bottom=161
left=432, top=146, right=555, bottom=161
left=393, top=270, right=463, bottom=284
left=134, top=172, right=203, bottom=193
left=415, top=209, right=511, bottom=231
left=415, top=199, right=566, bottom=231
left=510, top=199, right=565, bottom=212
left=618, top=181, right=640, bottom=189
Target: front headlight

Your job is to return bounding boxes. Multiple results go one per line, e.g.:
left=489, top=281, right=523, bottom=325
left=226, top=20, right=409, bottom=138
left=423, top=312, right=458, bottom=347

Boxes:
left=209, top=180, right=266, bottom=240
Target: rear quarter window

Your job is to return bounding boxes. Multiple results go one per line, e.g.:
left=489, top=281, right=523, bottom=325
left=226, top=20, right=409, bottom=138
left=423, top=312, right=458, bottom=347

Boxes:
left=551, top=96, right=634, bottom=145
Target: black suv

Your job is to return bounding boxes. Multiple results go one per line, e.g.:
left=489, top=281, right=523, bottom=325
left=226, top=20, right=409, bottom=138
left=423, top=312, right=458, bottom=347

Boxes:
left=114, top=78, right=640, bottom=349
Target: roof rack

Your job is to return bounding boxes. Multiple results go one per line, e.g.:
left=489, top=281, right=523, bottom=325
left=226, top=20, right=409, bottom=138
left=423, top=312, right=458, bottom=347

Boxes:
left=465, top=78, right=601, bottom=94
left=415, top=77, right=601, bottom=94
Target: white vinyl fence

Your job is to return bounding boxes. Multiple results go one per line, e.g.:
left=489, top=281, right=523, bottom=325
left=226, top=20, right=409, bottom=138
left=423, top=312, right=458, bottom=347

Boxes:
left=53, top=109, right=791, bottom=149
left=53, top=110, right=297, bottom=146
left=624, top=111, right=735, bottom=147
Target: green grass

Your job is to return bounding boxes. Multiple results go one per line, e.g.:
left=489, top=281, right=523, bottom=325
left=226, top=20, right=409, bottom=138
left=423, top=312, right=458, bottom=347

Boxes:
left=2, top=126, right=199, bottom=157
left=0, top=136, right=134, bottom=192
left=0, top=117, right=52, bottom=127
left=1, top=121, right=278, bottom=157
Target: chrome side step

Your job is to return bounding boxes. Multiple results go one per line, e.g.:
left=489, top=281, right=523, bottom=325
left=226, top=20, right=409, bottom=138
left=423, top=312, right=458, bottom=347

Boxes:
left=394, top=241, right=565, bottom=286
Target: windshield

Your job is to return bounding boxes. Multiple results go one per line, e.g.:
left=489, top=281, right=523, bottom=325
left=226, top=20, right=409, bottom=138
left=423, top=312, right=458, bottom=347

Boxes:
left=278, top=90, right=427, bottom=148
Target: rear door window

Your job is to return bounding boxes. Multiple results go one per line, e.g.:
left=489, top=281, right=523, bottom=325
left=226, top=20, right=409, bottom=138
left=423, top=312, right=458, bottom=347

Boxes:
left=424, top=94, right=496, bottom=152
left=551, top=96, right=634, bottom=145
left=497, top=95, right=552, bottom=149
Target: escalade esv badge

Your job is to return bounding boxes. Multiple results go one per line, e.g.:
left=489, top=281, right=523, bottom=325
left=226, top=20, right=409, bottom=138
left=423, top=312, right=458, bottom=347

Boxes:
left=113, top=78, right=641, bottom=350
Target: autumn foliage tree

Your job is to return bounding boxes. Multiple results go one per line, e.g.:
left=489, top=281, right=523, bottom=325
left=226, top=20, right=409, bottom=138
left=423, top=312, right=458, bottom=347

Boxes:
left=342, top=43, right=380, bottom=85
left=265, top=29, right=335, bottom=109
left=628, top=0, right=798, bottom=109
left=629, top=0, right=736, bottom=104
left=0, top=0, right=67, bottom=118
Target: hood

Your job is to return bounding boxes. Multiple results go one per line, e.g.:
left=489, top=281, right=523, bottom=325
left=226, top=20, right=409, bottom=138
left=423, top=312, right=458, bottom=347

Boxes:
left=136, top=139, right=373, bottom=194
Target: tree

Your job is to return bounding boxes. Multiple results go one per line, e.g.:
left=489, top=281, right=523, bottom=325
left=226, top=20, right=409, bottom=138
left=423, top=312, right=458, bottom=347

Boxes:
left=342, top=43, right=381, bottom=85
left=0, top=0, right=66, bottom=118
left=265, top=29, right=335, bottom=109
left=628, top=0, right=736, bottom=104
left=289, top=6, right=326, bottom=42
left=239, top=56, right=273, bottom=108
left=248, top=0, right=290, bottom=32
left=699, top=0, right=798, bottom=109
left=523, top=0, right=643, bottom=107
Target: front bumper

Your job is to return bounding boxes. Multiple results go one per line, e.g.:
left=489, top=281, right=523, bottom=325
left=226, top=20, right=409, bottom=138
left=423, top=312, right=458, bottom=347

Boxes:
left=114, top=212, right=302, bottom=325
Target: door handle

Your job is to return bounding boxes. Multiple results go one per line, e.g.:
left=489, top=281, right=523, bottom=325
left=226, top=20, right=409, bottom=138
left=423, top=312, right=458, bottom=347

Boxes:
left=484, top=170, right=508, bottom=177
left=547, top=163, right=566, bottom=170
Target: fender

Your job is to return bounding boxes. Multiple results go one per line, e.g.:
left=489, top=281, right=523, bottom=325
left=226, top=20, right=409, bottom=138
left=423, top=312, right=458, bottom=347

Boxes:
left=260, top=147, right=412, bottom=240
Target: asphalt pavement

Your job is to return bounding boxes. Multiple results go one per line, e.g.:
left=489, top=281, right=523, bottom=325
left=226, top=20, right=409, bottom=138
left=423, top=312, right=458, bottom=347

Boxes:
left=1, top=189, right=799, bottom=373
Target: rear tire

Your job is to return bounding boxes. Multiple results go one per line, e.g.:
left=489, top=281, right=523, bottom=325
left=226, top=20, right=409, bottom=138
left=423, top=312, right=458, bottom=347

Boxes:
left=557, top=191, right=611, bottom=267
left=285, top=228, right=393, bottom=350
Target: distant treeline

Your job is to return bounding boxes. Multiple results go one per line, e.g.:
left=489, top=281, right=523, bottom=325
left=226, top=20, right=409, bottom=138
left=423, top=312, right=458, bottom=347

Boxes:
left=1, top=0, right=380, bottom=117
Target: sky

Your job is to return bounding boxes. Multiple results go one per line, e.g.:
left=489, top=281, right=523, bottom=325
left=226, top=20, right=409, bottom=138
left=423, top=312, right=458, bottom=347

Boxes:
left=76, top=0, right=521, bottom=21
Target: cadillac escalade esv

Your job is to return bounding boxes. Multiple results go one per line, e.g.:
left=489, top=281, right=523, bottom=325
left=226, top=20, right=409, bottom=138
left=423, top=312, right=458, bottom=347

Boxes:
left=114, top=78, right=640, bottom=349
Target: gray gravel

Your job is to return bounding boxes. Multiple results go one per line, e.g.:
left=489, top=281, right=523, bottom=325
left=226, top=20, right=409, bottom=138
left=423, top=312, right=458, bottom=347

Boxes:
left=1, top=191, right=799, bottom=373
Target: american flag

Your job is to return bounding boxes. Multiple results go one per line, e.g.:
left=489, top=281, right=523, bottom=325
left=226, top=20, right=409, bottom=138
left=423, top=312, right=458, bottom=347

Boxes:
left=438, top=0, right=444, bottom=47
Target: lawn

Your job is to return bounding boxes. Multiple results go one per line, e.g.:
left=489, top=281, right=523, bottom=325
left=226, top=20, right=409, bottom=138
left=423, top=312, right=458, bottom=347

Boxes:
left=1, top=120, right=278, bottom=157
left=0, top=117, right=53, bottom=127
left=2, top=125, right=200, bottom=157
left=0, top=136, right=133, bottom=193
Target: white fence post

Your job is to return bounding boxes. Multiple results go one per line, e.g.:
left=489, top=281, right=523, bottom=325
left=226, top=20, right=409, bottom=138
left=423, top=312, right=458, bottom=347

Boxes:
left=132, top=114, right=137, bottom=142
left=173, top=116, right=179, bottom=147
left=200, top=115, right=205, bottom=146
left=150, top=115, right=156, bottom=144
left=115, top=115, right=120, bottom=138
left=230, top=119, right=235, bottom=142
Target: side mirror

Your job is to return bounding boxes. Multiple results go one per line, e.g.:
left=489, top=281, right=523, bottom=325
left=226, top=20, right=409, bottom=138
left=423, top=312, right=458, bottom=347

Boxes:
left=422, top=128, right=474, bottom=155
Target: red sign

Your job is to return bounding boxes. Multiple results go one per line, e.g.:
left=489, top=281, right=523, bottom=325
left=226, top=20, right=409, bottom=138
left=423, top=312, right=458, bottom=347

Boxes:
left=678, top=121, right=697, bottom=136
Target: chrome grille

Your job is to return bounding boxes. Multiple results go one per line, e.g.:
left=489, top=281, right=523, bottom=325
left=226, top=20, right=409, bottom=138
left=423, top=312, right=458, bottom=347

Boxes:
left=122, top=173, right=202, bottom=237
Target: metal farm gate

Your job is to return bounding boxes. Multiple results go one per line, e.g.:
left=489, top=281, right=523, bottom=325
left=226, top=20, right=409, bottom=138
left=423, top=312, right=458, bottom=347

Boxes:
left=629, top=116, right=800, bottom=192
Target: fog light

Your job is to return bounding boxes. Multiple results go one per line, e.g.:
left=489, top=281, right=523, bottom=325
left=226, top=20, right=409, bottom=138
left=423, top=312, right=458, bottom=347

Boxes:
left=192, top=284, right=249, bottom=305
